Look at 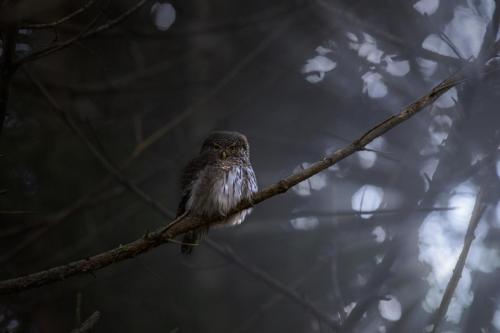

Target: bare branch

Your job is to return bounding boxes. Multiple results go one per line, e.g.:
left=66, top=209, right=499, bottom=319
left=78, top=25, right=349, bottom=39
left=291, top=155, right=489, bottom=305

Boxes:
left=292, top=206, right=456, bottom=218
left=24, top=68, right=174, bottom=220
left=129, top=16, right=294, bottom=160
left=0, top=27, right=16, bottom=136
left=231, top=258, right=327, bottom=333
left=0, top=74, right=460, bottom=295
left=70, top=311, right=100, bottom=333
left=428, top=180, right=489, bottom=333
left=14, top=0, right=148, bottom=67
left=206, top=240, right=339, bottom=329
left=21, top=0, right=97, bottom=29
left=0, top=210, right=35, bottom=215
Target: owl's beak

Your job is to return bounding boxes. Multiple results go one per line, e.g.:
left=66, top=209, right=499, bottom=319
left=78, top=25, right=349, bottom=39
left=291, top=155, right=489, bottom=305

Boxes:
left=221, top=150, right=227, bottom=159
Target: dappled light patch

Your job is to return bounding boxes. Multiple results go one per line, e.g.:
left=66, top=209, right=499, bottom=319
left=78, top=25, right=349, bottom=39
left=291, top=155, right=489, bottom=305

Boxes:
left=428, top=114, right=453, bottom=146
left=361, top=72, right=388, bottom=98
left=305, top=31, right=414, bottom=98
left=302, top=46, right=337, bottom=83
left=357, top=137, right=386, bottom=169
left=446, top=182, right=476, bottom=232
left=290, top=216, right=319, bottom=231
left=151, top=2, right=176, bottom=31
left=349, top=33, right=384, bottom=64
left=492, top=307, right=500, bottom=331
left=292, top=162, right=328, bottom=196
left=496, top=158, right=500, bottom=180
left=372, top=226, right=386, bottom=243
left=0, top=305, right=21, bottom=333
left=434, top=88, right=458, bottom=109
left=414, top=0, right=440, bottom=15
left=422, top=0, right=495, bottom=59
left=419, top=182, right=500, bottom=324
left=351, top=185, right=384, bottom=218
left=416, top=58, right=438, bottom=78
left=378, top=295, right=402, bottom=321
left=383, top=56, right=410, bottom=77
left=344, top=302, right=357, bottom=316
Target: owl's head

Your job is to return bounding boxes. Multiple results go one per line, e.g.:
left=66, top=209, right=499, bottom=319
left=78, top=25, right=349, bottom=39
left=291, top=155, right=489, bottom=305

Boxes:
left=200, top=131, right=250, bottom=160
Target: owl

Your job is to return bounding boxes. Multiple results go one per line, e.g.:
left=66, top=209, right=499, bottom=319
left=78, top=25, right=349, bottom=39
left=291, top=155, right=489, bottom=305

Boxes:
left=176, top=131, right=258, bottom=254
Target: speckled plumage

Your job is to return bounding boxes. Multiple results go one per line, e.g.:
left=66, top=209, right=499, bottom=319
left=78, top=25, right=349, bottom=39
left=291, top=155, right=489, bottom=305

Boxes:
left=176, top=131, right=258, bottom=254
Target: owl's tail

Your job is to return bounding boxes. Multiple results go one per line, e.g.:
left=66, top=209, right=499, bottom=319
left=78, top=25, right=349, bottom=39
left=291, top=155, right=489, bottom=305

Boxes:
left=180, top=230, right=199, bottom=255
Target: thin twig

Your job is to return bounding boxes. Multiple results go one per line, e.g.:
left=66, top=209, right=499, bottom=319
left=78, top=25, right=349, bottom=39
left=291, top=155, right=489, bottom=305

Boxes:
left=0, top=27, right=16, bottom=135
left=14, top=0, right=149, bottom=67
left=21, top=0, right=97, bottom=29
left=291, top=206, right=456, bottom=218
left=231, top=258, right=327, bottom=333
left=70, top=311, right=100, bottom=333
left=429, top=181, right=489, bottom=333
left=0, top=210, right=35, bottom=214
left=0, top=181, right=101, bottom=265
left=75, top=292, right=82, bottom=327
left=0, top=73, right=461, bottom=294
left=26, top=69, right=174, bottom=218
left=129, top=16, right=294, bottom=160
left=206, top=240, right=339, bottom=329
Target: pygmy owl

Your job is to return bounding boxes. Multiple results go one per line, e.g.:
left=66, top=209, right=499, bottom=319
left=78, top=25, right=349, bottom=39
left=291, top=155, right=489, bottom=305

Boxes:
left=176, top=131, right=258, bottom=254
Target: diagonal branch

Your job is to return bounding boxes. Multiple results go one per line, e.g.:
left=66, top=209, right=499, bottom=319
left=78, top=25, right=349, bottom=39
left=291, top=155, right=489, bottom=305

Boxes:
left=206, top=240, right=339, bottom=329
left=230, top=257, right=327, bottom=333
left=428, top=179, right=489, bottom=333
left=26, top=68, right=340, bottom=329
left=0, top=75, right=460, bottom=295
left=70, top=311, right=100, bottom=333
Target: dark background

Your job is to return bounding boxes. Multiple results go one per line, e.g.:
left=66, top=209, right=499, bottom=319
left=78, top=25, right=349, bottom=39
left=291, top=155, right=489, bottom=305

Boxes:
left=2, top=0, right=500, bottom=332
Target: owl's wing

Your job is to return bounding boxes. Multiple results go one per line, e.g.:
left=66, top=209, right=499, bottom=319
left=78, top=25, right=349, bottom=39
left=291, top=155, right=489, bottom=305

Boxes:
left=176, top=155, right=207, bottom=217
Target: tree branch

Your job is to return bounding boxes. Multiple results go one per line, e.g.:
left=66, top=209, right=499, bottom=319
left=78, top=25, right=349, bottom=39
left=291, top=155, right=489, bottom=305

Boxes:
left=129, top=15, right=294, bottom=160
left=70, top=311, right=100, bottom=333
left=231, top=257, right=327, bottom=333
left=20, top=0, right=97, bottom=29
left=428, top=179, right=489, bottom=333
left=14, top=0, right=148, bottom=67
left=206, top=240, right=339, bottom=329
left=0, top=75, right=460, bottom=295
left=0, top=27, right=16, bottom=136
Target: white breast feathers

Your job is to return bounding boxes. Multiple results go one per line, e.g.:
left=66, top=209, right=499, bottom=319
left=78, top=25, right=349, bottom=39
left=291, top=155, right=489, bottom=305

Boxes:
left=186, top=164, right=257, bottom=226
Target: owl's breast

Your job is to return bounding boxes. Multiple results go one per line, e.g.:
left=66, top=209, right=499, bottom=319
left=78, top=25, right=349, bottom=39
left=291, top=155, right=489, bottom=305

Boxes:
left=186, top=164, right=257, bottom=225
